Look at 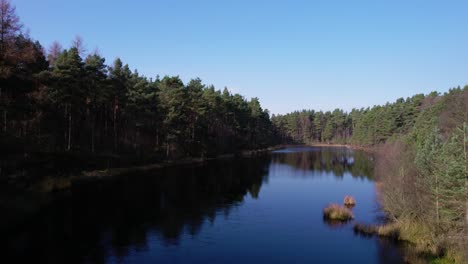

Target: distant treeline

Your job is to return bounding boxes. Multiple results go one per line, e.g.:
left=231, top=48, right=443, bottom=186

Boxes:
left=0, top=0, right=277, bottom=164
left=271, top=90, right=466, bottom=146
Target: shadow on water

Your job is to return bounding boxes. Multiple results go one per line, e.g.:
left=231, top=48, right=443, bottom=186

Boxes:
left=3, top=156, right=270, bottom=263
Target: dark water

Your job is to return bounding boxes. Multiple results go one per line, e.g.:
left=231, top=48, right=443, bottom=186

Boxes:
left=4, top=147, right=405, bottom=263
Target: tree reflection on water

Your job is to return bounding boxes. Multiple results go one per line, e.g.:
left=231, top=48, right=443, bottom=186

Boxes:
left=271, top=147, right=373, bottom=179
left=4, top=157, right=270, bottom=263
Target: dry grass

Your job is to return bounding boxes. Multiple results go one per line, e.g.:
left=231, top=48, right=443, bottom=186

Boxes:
left=343, top=195, right=356, bottom=206
left=353, top=219, right=440, bottom=253
left=353, top=221, right=464, bottom=263
left=353, top=222, right=400, bottom=240
left=376, top=223, right=400, bottom=238
left=323, top=204, right=354, bottom=221
left=394, top=218, right=436, bottom=254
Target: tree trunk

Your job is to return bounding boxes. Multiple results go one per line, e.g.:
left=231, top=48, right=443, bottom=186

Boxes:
left=2, top=84, right=5, bottom=132
left=22, top=113, right=26, bottom=137
left=435, top=178, right=440, bottom=229
left=67, top=104, right=72, bottom=151
left=166, top=139, right=170, bottom=158
left=64, top=105, right=68, bottom=148
left=133, top=124, right=137, bottom=150
left=104, top=107, right=108, bottom=135
left=113, top=98, right=117, bottom=152
left=3, top=109, right=6, bottom=133
left=38, top=119, right=41, bottom=145
left=124, top=119, right=128, bottom=146
left=91, top=117, right=95, bottom=153
left=463, top=122, right=467, bottom=230
left=156, top=128, right=159, bottom=147
left=192, top=124, right=195, bottom=141
left=435, top=144, right=440, bottom=228
left=0, top=86, right=4, bottom=133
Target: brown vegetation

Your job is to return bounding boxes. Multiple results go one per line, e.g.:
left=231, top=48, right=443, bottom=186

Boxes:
left=354, top=220, right=465, bottom=263
left=353, top=222, right=399, bottom=240
left=323, top=204, right=354, bottom=221
left=374, top=89, right=468, bottom=262
left=343, top=195, right=356, bottom=207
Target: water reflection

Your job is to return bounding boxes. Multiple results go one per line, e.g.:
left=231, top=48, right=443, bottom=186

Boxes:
left=3, top=147, right=406, bottom=264
left=322, top=218, right=352, bottom=229
left=4, top=157, right=270, bottom=263
left=272, top=147, right=373, bottom=178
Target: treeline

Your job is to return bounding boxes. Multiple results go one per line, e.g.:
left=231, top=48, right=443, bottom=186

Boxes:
left=0, top=0, right=277, bottom=166
left=376, top=87, right=467, bottom=262
left=272, top=92, right=435, bottom=146
left=272, top=109, right=351, bottom=144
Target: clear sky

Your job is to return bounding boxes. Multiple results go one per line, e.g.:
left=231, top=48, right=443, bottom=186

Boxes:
left=13, top=0, right=468, bottom=114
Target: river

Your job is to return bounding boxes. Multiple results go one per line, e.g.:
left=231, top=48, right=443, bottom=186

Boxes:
left=4, top=146, right=406, bottom=263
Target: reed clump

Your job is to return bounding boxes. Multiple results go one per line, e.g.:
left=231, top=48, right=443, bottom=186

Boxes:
left=323, top=204, right=354, bottom=221
left=353, top=222, right=400, bottom=240
left=343, top=195, right=356, bottom=207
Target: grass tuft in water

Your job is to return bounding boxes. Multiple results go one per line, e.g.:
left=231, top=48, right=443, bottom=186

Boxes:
left=323, top=204, right=354, bottom=221
left=353, top=222, right=399, bottom=240
left=343, top=195, right=356, bottom=207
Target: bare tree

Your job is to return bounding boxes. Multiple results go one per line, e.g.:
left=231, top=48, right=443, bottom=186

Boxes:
left=47, top=41, right=62, bottom=67
left=0, top=0, right=22, bottom=133
left=0, top=0, right=22, bottom=77
left=71, top=35, right=86, bottom=57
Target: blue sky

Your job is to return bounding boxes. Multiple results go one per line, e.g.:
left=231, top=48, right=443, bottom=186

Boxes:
left=14, top=0, right=468, bottom=114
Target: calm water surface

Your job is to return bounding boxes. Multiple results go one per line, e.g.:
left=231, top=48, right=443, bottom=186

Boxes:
left=5, top=147, right=404, bottom=263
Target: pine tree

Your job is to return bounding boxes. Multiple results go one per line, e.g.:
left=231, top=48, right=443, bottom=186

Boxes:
left=50, top=47, right=85, bottom=150
left=84, top=53, right=107, bottom=152
left=108, top=58, right=131, bottom=151
left=158, top=76, right=188, bottom=157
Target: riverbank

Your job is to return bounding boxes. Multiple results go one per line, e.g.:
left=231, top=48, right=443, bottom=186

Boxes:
left=81, top=145, right=284, bottom=179
left=353, top=218, right=463, bottom=263
left=306, top=143, right=375, bottom=153
left=1, top=145, right=285, bottom=234
left=3, top=143, right=376, bottom=194
left=1, top=145, right=287, bottom=193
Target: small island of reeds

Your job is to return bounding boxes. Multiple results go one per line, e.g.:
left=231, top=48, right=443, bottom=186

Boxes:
left=343, top=195, right=356, bottom=207
left=323, top=204, right=354, bottom=221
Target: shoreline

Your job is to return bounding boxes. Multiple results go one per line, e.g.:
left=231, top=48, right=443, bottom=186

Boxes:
left=3, top=144, right=375, bottom=193
left=306, top=143, right=375, bottom=153
left=79, top=145, right=285, bottom=181
left=2, top=145, right=288, bottom=194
